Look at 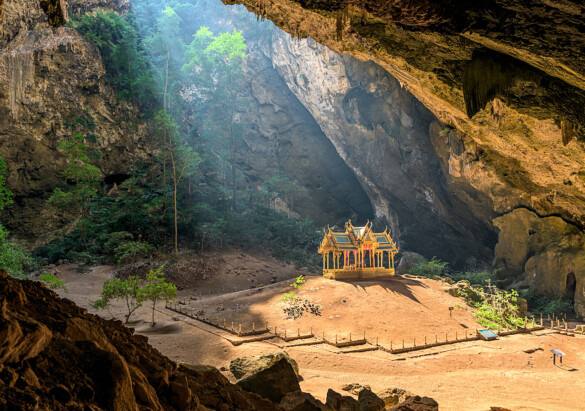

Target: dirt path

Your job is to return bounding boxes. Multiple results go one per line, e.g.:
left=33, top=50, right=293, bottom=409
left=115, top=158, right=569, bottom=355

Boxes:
left=52, top=256, right=585, bottom=411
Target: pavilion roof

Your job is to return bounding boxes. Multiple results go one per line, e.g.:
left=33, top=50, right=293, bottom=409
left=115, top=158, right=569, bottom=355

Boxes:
left=318, top=220, right=398, bottom=254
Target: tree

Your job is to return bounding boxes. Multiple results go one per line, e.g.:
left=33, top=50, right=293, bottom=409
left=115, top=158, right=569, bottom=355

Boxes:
left=153, top=111, right=200, bottom=255
left=92, top=276, right=146, bottom=323
left=142, top=266, right=177, bottom=326
left=146, top=6, right=185, bottom=114
left=48, top=111, right=102, bottom=253
left=263, top=171, right=307, bottom=215
left=184, top=28, right=247, bottom=212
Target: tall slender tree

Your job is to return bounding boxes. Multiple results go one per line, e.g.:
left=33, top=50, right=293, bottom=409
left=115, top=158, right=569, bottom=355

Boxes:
left=184, top=28, right=247, bottom=212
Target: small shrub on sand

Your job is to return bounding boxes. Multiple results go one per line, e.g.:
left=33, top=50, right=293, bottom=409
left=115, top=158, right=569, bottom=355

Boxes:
left=280, top=275, right=321, bottom=320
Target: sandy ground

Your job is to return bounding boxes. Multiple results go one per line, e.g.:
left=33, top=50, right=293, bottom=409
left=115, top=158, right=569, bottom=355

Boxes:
left=51, top=253, right=585, bottom=411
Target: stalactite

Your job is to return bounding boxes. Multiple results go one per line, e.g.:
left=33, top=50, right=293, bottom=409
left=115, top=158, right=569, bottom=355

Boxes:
left=255, top=0, right=269, bottom=22
left=39, top=0, right=68, bottom=27
left=561, top=119, right=576, bottom=146
left=335, top=6, right=350, bottom=41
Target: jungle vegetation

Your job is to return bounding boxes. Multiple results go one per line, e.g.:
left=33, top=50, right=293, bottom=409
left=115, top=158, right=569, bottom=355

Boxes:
left=29, top=1, right=321, bottom=270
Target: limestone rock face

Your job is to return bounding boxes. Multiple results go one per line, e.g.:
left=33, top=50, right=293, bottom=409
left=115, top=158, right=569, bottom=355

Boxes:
left=235, top=32, right=374, bottom=225
left=270, top=31, right=496, bottom=264
left=494, top=208, right=585, bottom=315
left=0, top=0, right=150, bottom=243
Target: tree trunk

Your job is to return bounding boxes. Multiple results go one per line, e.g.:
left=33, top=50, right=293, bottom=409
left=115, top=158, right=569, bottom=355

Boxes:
left=174, top=179, right=178, bottom=256
left=151, top=300, right=156, bottom=327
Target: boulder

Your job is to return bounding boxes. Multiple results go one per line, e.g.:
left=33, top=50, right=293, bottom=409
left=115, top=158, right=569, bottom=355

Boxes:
left=341, top=383, right=371, bottom=396
left=375, top=388, right=414, bottom=408
left=326, top=389, right=359, bottom=410
left=396, top=252, right=424, bottom=275
left=280, top=390, right=332, bottom=411
left=358, top=389, right=385, bottom=411
left=230, top=351, right=299, bottom=379
left=388, top=395, right=438, bottom=410
left=236, top=357, right=301, bottom=403
left=516, top=297, right=528, bottom=317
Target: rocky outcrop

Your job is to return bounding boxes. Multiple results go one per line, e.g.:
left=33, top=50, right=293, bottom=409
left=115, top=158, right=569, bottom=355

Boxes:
left=230, top=351, right=299, bottom=379
left=0, top=270, right=277, bottom=410
left=494, top=208, right=585, bottom=315
left=220, top=0, right=585, bottom=313
left=0, top=0, right=150, bottom=243
left=236, top=357, right=301, bottom=403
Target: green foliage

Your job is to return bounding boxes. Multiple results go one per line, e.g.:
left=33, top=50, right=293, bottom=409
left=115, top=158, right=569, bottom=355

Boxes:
left=72, top=10, right=157, bottom=110
left=183, top=27, right=248, bottom=211
left=0, top=159, right=32, bottom=279
left=0, top=155, right=13, bottom=211
left=31, top=3, right=326, bottom=273
left=279, top=275, right=306, bottom=304
left=115, top=241, right=156, bottom=265
left=520, top=290, right=575, bottom=317
left=48, top=111, right=102, bottom=253
left=0, top=224, right=33, bottom=279
left=439, top=127, right=451, bottom=136
left=474, top=285, right=525, bottom=329
left=142, top=266, right=177, bottom=326
left=39, top=273, right=68, bottom=292
left=279, top=275, right=320, bottom=320
left=92, top=275, right=146, bottom=323
left=451, top=269, right=497, bottom=287
left=407, top=257, right=448, bottom=278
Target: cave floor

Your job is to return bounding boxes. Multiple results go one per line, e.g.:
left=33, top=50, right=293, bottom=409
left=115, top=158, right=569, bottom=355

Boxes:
left=53, top=254, right=585, bottom=411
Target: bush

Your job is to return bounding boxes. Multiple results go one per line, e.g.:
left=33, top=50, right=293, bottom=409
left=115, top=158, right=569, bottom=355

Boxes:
left=39, top=273, right=68, bottom=292
left=407, top=257, right=448, bottom=278
left=451, top=269, right=497, bottom=287
left=279, top=275, right=321, bottom=320
left=473, top=285, right=526, bottom=329
left=520, top=290, right=575, bottom=317
left=0, top=225, right=33, bottom=279
left=115, top=241, right=156, bottom=264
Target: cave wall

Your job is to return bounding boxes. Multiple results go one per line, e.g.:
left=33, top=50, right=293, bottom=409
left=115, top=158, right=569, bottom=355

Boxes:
left=219, top=0, right=585, bottom=314
left=0, top=0, right=151, bottom=243
left=237, top=35, right=373, bottom=225
left=269, top=31, right=495, bottom=264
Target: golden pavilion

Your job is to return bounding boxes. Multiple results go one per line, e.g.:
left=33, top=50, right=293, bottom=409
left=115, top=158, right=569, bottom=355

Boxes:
left=318, top=220, right=398, bottom=280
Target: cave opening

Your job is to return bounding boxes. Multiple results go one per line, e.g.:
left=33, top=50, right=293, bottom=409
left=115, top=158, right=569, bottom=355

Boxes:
left=564, top=272, right=576, bottom=301
left=104, top=174, right=131, bottom=186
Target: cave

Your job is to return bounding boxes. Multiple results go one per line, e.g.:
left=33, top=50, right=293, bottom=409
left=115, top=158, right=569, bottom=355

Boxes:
left=103, top=173, right=131, bottom=186
left=565, top=272, right=577, bottom=301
